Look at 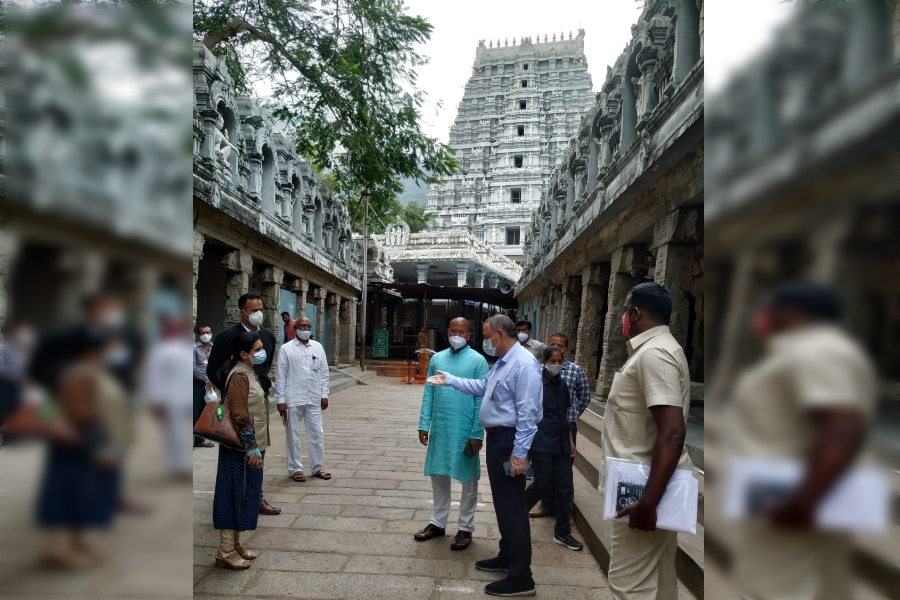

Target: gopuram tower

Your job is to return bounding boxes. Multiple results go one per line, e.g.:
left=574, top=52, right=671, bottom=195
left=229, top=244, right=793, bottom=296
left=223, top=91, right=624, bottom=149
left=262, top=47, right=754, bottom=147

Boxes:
left=426, top=31, right=595, bottom=264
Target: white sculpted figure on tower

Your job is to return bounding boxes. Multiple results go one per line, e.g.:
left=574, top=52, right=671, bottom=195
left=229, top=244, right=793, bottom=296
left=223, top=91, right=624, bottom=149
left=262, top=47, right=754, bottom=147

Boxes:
left=214, top=113, right=237, bottom=173
left=498, top=187, right=505, bottom=202
left=527, top=185, right=533, bottom=200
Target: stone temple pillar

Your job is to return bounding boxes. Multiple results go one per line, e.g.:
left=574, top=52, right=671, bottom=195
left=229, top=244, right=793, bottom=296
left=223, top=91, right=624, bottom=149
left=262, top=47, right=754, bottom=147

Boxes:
left=487, top=274, right=499, bottom=289
left=59, top=249, right=107, bottom=323
left=339, top=297, right=357, bottom=364
left=415, top=263, right=429, bottom=285
left=575, top=263, right=610, bottom=389
left=558, top=276, right=580, bottom=352
left=597, top=246, right=644, bottom=400
left=222, top=250, right=253, bottom=326
left=455, top=262, right=469, bottom=287
left=652, top=208, right=700, bottom=349
left=259, top=265, right=283, bottom=340
left=193, top=231, right=205, bottom=327
left=313, top=287, right=327, bottom=342
left=285, top=277, right=307, bottom=317
left=326, top=292, right=340, bottom=365
left=474, top=268, right=485, bottom=288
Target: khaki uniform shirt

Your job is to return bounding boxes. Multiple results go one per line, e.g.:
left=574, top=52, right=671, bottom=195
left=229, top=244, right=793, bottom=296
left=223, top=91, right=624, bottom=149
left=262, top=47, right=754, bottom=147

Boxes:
left=600, top=326, right=692, bottom=494
left=521, top=338, right=547, bottom=361
left=728, top=325, right=875, bottom=460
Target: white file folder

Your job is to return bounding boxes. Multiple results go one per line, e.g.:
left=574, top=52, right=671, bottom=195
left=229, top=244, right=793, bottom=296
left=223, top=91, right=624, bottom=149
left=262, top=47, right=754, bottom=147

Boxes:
left=602, top=457, right=699, bottom=535
left=722, top=457, right=890, bottom=534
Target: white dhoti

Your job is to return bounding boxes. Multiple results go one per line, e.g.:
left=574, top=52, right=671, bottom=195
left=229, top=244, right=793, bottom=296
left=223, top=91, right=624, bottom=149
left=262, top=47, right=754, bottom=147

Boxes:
left=608, top=521, right=678, bottom=600
left=285, top=404, right=325, bottom=475
left=429, top=475, right=478, bottom=533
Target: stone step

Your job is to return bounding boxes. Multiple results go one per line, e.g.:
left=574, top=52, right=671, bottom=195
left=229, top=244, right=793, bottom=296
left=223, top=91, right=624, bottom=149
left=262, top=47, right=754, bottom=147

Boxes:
left=571, top=428, right=705, bottom=599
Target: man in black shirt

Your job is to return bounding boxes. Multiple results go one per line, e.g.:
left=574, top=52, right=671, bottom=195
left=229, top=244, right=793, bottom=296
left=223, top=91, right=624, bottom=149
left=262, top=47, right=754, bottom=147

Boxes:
left=206, top=293, right=281, bottom=516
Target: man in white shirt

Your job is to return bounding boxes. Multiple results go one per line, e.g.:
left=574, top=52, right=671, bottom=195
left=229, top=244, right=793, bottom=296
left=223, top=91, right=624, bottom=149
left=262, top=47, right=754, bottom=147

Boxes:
left=275, top=316, right=332, bottom=482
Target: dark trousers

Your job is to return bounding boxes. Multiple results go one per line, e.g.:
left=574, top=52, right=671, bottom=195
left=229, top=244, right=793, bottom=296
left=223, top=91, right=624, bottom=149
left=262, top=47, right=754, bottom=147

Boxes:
left=540, top=429, right=577, bottom=515
left=486, top=427, right=532, bottom=585
left=193, top=380, right=207, bottom=446
left=526, top=451, right=574, bottom=538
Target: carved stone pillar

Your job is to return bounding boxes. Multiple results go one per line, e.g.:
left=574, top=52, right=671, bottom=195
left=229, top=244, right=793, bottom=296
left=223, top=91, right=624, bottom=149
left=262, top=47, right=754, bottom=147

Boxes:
left=200, top=109, right=219, bottom=163
left=405, top=262, right=425, bottom=285
left=339, top=297, right=357, bottom=364
left=599, top=123, right=614, bottom=175
left=313, top=287, right=327, bottom=342
left=558, top=276, right=581, bottom=352
left=487, top=274, right=499, bottom=289
left=59, top=249, right=107, bottom=322
left=326, top=293, right=340, bottom=365
left=259, top=266, right=284, bottom=341
left=455, top=262, right=469, bottom=287
left=193, top=231, right=205, bottom=326
left=572, top=167, right=586, bottom=210
left=474, top=267, right=485, bottom=288
left=652, top=208, right=701, bottom=349
left=247, top=155, right=262, bottom=201
left=575, top=264, right=609, bottom=389
left=638, top=59, right=659, bottom=123
left=597, top=246, right=648, bottom=400
left=222, top=250, right=253, bottom=326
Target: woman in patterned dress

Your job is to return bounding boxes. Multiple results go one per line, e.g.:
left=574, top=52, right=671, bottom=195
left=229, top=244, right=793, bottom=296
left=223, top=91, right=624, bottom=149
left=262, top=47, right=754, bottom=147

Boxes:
left=212, top=330, right=268, bottom=570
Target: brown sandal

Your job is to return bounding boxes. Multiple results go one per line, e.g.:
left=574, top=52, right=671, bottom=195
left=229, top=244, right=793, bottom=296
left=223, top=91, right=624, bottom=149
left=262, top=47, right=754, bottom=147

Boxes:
left=215, top=550, right=252, bottom=570
left=235, top=545, right=257, bottom=560
left=313, top=469, right=332, bottom=480
left=292, top=471, right=306, bottom=482
left=450, top=531, right=472, bottom=551
left=413, top=523, right=446, bottom=541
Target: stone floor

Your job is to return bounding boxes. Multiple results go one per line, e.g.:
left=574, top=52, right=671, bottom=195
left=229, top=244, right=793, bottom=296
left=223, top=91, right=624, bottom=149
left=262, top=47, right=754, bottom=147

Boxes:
left=193, top=376, right=610, bottom=599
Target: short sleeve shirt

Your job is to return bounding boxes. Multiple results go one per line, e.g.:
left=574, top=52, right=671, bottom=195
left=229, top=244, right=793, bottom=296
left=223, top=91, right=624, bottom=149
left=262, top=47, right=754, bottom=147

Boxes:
left=728, top=325, right=875, bottom=460
left=600, top=326, right=692, bottom=470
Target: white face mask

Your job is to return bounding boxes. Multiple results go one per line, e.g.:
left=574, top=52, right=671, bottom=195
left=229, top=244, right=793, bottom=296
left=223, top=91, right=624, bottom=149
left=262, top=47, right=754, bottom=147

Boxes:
left=199, top=334, right=212, bottom=343
left=297, top=330, right=312, bottom=341
left=100, top=310, right=125, bottom=329
left=517, top=332, right=529, bottom=343
left=246, top=310, right=264, bottom=327
left=448, top=336, right=467, bottom=350
left=545, top=364, right=563, bottom=376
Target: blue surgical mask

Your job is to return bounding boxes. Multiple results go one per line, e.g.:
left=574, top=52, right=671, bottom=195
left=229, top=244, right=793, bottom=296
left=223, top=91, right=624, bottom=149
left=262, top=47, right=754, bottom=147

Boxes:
left=105, top=346, right=130, bottom=366
left=482, top=333, right=497, bottom=357
left=249, top=349, right=267, bottom=365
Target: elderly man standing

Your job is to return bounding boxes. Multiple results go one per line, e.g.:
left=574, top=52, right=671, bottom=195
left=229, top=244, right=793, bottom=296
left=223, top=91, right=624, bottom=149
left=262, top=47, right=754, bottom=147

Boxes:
left=414, top=317, right=488, bottom=551
left=275, top=316, right=332, bottom=483
left=428, top=314, right=542, bottom=597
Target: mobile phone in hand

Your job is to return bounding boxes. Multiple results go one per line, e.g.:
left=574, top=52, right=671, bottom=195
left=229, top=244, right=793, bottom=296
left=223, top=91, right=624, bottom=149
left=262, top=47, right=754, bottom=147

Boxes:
left=463, top=442, right=475, bottom=458
left=503, top=459, right=531, bottom=477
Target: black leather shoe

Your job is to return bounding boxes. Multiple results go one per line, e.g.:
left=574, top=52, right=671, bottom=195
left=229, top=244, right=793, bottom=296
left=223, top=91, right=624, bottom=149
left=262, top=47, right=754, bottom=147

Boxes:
left=474, top=556, right=510, bottom=572
left=484, top=578, right=536, bottom=597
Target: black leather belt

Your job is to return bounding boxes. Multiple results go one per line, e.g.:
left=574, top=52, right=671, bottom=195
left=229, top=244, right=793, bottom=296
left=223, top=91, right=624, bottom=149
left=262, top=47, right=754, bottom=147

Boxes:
left=485, top=426, right=513, bottom=434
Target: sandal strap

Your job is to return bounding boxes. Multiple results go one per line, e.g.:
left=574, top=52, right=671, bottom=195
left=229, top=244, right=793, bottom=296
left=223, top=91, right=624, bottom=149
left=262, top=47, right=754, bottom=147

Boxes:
left=454, top=531, right=472, bottom=540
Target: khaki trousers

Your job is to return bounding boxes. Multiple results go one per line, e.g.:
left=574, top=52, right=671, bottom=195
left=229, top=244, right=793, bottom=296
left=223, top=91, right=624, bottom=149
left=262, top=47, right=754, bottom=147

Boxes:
left=608, top=521, right=678, bottom=600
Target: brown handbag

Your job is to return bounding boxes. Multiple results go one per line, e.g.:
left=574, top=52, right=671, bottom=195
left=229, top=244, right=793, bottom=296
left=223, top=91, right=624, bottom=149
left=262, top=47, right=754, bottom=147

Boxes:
left=0, top=401, right=79, bottom=444
left=193, top=372, right=244, bottom=450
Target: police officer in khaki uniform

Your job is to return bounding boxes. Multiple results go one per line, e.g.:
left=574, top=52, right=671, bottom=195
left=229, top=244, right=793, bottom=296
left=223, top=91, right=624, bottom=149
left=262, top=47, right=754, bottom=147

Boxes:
left=602, top=282, right=691, bottom=600
left=727, top=282, right=875, bottom=600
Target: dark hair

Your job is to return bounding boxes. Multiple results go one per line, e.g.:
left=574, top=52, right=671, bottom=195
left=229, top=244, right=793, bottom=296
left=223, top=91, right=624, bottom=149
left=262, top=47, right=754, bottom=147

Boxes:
left=217, top=330, right=261, bottom=384
left=238, top=293, right=262, bottom=310
left=516, top=320, right=533, bottom=330
left=628, top=282, right=672, bottom=324
left=281, top=311, right=291, bottom=318
left=195, top=324, right=210, bottom=335
left=486, top=314, right=516, bottom=339
left=769, top=281, right=843, bottom=321
left=542, top=345, right=563, bottom=363
left=549, top=332, right=568, bottom=347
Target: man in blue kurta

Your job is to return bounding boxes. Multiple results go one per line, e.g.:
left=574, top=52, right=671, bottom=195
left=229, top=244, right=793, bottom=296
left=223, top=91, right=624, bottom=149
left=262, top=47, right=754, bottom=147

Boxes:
left=414, top=317, right=489, bottom=551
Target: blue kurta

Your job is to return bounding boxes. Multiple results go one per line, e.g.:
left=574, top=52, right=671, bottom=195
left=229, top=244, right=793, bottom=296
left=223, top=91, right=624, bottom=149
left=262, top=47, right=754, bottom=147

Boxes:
left=418, top=346, right=489, bottom=483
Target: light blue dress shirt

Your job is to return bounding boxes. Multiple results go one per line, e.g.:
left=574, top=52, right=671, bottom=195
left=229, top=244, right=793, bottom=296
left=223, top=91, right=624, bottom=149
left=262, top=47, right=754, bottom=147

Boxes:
left=444, top=342, right=543, bottom=458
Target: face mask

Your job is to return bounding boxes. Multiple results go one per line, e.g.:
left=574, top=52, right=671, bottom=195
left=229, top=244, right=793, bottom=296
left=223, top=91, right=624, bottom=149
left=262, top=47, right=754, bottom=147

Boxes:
left=621, top=310, right=632, bottom=338
left=545, top=364, right=563, bottom=376
left=100, top=310, right=125, bottom=329
left=449, top=336, right=467, bottom=350
left=106, top=346, right=130, bottom=366
left=199, top=334, right=212, bottom=343
left=754, top=312, right=772, bottom=340
left=297, top=330, right=312, bottom=341
left=245, top=310, right=264, bottom=327
left=517, top=332, right=529, bottom=343
left=482, top=333, right=498, bottom=356
left=247, top=349, right=267, bottom=365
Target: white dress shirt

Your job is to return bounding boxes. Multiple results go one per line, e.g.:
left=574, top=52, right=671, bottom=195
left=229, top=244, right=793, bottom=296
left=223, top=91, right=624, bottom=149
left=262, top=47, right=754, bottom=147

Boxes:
left=274, top=338, right=330, bottom=407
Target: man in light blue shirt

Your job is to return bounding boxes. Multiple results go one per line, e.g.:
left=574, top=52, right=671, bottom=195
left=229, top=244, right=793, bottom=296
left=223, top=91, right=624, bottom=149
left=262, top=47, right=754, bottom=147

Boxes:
left=428, top=314, right=542, bottom=597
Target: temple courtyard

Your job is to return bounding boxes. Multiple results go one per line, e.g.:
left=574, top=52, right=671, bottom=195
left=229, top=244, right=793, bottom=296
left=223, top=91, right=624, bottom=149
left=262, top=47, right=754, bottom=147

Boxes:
left=192, top=376, right=609, bottom=599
